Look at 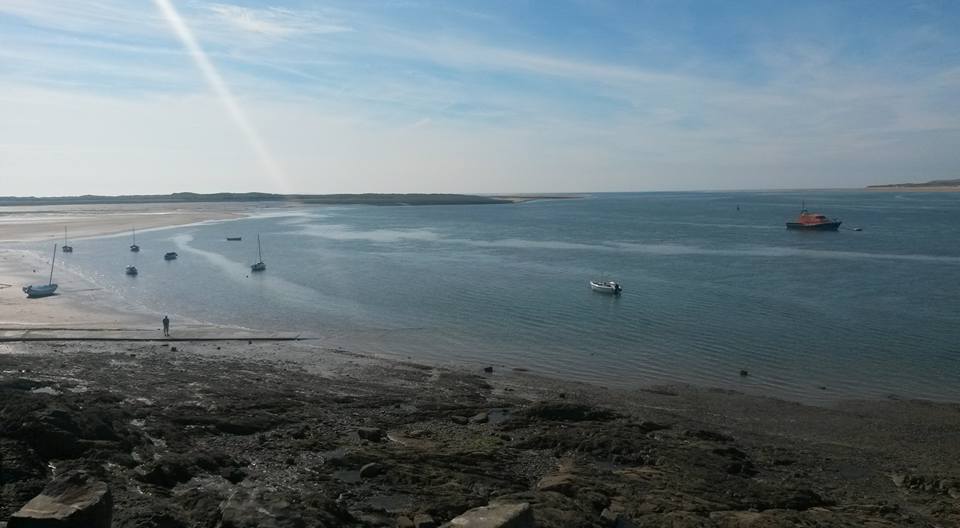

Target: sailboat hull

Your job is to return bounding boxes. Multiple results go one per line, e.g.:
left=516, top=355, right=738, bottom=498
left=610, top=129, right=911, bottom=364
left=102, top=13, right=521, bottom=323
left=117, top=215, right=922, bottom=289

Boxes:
left=251, top=262, right=266, bottom=272
left=23, top=284, right=58, bottom=298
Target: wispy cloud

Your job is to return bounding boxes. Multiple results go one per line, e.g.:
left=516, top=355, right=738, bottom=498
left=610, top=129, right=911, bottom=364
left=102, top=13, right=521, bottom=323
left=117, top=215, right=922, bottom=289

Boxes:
left=205, top=3, right=352, bottom=37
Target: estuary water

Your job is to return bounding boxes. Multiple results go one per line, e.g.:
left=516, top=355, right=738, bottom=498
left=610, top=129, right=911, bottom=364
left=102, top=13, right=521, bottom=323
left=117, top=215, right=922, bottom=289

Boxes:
left=31, top=191, right=960, bottom=403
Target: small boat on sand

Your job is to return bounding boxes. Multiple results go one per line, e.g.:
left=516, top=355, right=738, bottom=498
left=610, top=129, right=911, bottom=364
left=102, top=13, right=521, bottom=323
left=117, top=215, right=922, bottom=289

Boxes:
left=786, top=203, right=841, bottom=231
left=250, top=234, right=266, bottom=272
left=164, top=252, right=178, bottom=260
left=130, top=227, right=140, bottom=252
left=226, top=237, right=242, bottom=241
left=61, top=227, right=73, bottom=253
left=590, top=280, right=622, bottom=295
left=125, top=265, right=138, bottom=276
left=24, top=244, right=59, bottom=298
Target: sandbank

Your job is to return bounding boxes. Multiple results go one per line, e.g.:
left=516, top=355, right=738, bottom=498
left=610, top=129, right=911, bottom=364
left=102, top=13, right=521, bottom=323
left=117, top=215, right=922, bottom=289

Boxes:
left=0, top=202, right=250, bottom=243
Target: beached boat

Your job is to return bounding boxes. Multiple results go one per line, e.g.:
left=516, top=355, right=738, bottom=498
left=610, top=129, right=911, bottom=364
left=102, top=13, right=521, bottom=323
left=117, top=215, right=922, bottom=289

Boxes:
left=125, top=265, right=138, bottom=276
left=23, top=244, right=59, bottom=298
left=590, top=280, right=622, bottom=295
left=130, top=227, right=140, bottom=252
left=61, top=226, right=73, bottom=253
left=164, top=252, right=178, bottom=260
left=250, top=234, right=266, bottom=272
left=226, top=237, right=242, bottom=241
left=786, top=203, right=841, bottom=231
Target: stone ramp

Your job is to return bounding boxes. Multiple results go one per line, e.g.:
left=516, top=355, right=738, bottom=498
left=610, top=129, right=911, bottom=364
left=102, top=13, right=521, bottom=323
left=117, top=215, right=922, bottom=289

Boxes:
left=0, top=325, right=307, bottom=342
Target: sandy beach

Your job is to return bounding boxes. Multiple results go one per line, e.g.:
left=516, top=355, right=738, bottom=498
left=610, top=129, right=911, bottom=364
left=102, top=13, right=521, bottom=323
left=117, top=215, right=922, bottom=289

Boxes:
left=0, top=202, right=249, bottom=243
left=0, top=203, right=257, bottom=336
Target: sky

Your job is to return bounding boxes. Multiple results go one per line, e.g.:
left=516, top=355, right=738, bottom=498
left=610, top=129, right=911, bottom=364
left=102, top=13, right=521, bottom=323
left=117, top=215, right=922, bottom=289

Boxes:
left=1, top=0, right=959, bottom=195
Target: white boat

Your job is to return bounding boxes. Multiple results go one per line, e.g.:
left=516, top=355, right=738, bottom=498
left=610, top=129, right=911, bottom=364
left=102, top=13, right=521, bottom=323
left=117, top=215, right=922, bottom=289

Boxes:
left=164, top=252, right=178, bottom=260
left=24, top=244, right=59, bottom=298
left=130, top=227, right=140, bottom=252
left=61, top=227, right=73, bottom=253
left=250, top=234, right=266, bottom=272
left=590, top=280, right=622, bottom=295
left=125, top=265, right=138, bottom=276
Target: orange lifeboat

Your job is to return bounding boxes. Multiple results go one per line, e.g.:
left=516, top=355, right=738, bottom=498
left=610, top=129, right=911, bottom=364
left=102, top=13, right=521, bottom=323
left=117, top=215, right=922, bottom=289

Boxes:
left=786, top=203, right=841, bottom=231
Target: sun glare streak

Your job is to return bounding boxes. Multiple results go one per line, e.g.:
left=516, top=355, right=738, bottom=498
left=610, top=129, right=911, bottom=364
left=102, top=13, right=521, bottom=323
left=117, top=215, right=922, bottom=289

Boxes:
left=153, top=0, right=287, bottom=191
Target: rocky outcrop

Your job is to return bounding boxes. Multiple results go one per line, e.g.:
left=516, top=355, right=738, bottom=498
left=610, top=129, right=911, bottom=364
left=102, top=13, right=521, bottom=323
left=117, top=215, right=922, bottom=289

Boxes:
left=7, top=471, right=112, bottom=528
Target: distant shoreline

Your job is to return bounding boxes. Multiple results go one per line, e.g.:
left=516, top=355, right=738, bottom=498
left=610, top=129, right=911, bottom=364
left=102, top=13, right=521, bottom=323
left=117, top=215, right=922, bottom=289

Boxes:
left=865, top=185, right=960, bottom=192
left=866, top=178, right=960, bottom=192
left=0, top=192, right=512, bottom=207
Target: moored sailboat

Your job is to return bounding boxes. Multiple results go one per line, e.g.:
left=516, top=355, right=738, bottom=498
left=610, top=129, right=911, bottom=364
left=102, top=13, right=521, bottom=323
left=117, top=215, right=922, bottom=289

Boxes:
left=61, top=227, right=73, bottom=253
left=130, top=227, right=140, bottom=252
left=251, top=234, right=266, bottom=272
left=23, top=245, right=59, bottom=298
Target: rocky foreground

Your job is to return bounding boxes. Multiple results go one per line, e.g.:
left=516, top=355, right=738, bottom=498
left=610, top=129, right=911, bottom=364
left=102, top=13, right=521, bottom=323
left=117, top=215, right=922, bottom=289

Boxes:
left=1, top=341, right=959, bottom=527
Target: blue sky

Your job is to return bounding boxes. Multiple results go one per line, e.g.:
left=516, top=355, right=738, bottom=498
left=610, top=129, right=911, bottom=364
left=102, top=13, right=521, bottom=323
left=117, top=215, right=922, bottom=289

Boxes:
left=1, top=0, right=958, bottom=195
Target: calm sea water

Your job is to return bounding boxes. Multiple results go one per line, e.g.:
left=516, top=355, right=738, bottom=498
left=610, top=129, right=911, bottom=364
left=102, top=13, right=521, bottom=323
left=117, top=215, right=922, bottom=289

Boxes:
left=26, top=192, right=960, bottom=403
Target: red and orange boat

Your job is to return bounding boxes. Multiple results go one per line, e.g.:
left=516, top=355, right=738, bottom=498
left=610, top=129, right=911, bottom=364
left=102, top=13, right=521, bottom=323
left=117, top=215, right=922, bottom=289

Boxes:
left=786, top=203, right=841, bottom=231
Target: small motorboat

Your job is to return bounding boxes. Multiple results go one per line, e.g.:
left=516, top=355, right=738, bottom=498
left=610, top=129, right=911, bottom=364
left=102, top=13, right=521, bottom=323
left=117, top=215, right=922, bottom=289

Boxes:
left=164, top=252, right=178, bottom=260
left=24, top=244, right=59, bottom=298
left=226, top=237, right=242, bottom=241
left=125, top=265, right=138, bottom=276
left=786, top=203, right=841, bottom=231
left=590, top=280, right=622, bottom=295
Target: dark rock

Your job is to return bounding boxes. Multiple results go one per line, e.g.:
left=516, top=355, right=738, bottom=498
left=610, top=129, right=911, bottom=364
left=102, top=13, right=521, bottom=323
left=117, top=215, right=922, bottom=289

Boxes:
left=739, top=369, right=749, bottom=376
left=451, top=415, right=470, bottom=425
left=360, top=462, right=384, bottom=478
left=8, top=471, right=112, bottom=528
left=216, top=485, right=353, bottom=527
left=536, top=473, right=576, bottom=496
left=413, top=513, right=437, bottom=528
left=357, top=427, right=386, bottom=442
left=685, top=429, right=733, bottom=443
left=483, top=366, right=493, bottom=374
left=522, top=402, right=617, bottom=422
left=170, top=347, right=178, bottom=352
left=135, top=455, right=194, bottom=488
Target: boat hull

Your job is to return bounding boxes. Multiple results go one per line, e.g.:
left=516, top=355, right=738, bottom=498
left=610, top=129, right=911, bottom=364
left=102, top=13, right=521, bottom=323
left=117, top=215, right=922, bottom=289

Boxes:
left=23, top=284, right=58, bottom=298
left=786, top=221, right=841, bottom=231
left=590, top=281, right=622, bottom=294
left=251, top=262, right=266, bottom=272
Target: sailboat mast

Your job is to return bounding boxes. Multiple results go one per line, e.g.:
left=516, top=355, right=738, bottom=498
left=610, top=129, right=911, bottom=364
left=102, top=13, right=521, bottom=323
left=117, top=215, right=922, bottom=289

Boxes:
left=49, top=244, right=57, bottom=285
left=64, top=226, right=68, bottom=245
left=257, top=234, right=263, bottom=261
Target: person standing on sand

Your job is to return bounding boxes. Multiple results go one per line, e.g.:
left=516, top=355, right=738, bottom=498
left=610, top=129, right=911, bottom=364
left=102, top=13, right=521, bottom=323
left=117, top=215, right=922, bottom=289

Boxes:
left=162, top=315, right=170, bottom=337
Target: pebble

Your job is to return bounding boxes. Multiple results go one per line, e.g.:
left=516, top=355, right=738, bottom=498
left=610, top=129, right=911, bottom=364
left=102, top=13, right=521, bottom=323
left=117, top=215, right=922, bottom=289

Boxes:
left=413, top=513, right=437, bottom=528
left=357, top=427, right=385, bottom=442
left=451, top=415, right=469, bottom=425
left=469, top=412, right=489, bottom=424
